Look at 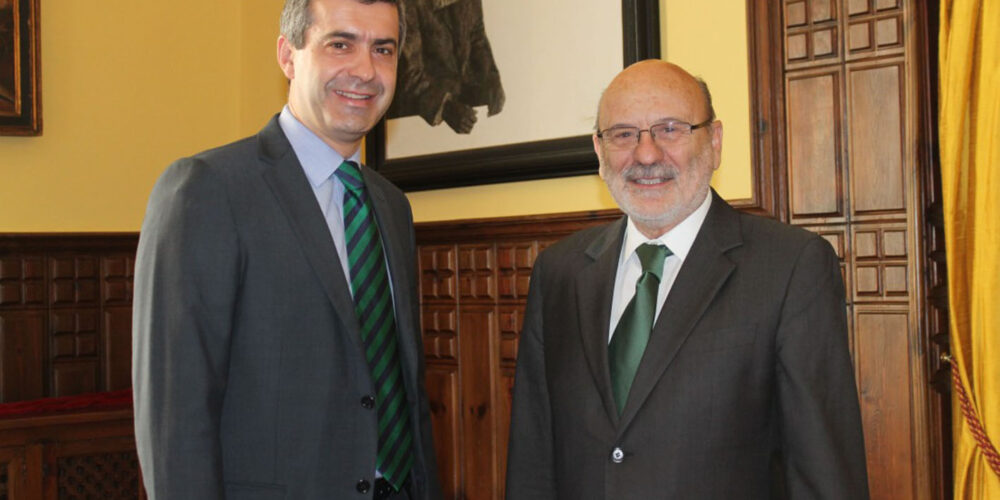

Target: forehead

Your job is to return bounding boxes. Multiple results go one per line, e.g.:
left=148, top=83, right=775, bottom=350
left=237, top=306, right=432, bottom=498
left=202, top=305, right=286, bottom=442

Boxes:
left=307, top=0, right=399, bottom=39
left=598, top=70, right=704, bottom=127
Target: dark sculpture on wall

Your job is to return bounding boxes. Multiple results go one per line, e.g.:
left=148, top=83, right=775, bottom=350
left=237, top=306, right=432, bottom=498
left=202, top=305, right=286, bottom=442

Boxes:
left=388, top=0, right=506, bottom=134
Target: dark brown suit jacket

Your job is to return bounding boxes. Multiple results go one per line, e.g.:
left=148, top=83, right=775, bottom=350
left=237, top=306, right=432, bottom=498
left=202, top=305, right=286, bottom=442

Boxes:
left=506, top=192, right=869, bottom=499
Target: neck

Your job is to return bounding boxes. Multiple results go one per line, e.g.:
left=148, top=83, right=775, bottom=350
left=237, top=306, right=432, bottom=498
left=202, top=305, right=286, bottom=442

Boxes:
left=286, top=102, right=363, bottom=159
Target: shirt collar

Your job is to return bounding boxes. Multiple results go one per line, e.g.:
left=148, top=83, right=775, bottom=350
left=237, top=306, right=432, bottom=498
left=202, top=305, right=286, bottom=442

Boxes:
left=278, top=105, right=362, bottom=187
left=621, top=190, right=713, bottom=264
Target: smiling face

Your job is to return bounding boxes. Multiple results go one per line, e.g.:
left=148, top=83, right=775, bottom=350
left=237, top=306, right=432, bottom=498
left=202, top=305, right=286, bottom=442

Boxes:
left=594, top=60, right=723, bottom=238
left=277, top=0, right=399, bottom=156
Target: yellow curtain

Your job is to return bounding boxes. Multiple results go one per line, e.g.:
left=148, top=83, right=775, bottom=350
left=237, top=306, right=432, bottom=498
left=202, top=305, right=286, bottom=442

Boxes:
left=939, top=0, right=1000, bottom=497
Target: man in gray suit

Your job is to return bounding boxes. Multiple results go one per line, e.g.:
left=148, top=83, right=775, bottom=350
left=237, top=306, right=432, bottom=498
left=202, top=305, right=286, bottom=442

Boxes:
left=505, top=60, right=869, bottom=498
left=132, top=0, right=441, bottom=498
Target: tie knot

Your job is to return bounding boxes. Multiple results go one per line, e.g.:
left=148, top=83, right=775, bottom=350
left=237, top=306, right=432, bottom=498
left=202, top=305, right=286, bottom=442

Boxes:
left=334, top=161, right=365, bottom=195
left=635, top=243, right=671, bottom=280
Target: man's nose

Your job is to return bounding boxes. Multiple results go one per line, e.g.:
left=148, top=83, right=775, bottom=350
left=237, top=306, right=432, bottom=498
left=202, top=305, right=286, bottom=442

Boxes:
left=632, top=130, right=664, bottom=165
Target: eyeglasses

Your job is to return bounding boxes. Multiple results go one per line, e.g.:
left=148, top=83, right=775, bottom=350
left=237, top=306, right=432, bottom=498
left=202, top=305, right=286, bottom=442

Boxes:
left=596, top=118, right=713, bottom=150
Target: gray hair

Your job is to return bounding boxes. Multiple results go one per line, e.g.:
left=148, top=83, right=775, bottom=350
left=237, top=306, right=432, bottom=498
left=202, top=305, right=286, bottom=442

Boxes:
left=593, top=76, right=717, bottom=130
left=280, top=0, right=405, bottom=49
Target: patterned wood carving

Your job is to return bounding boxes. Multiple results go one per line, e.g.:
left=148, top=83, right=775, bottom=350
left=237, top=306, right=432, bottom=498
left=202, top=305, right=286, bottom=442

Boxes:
left=57, top=451, right=140, bottom=499
left=0, top=235, right=137, bottom=404
left=420, top=245, right=457, bottom=302
left=852, top=223, right=910, bottom=303
left=0, top=257, right=45, bottom=307
left=458, top=246, right=496, bottom=301
left=785, top=0, right=841, bottom=69
left=416, top=211, right=618, bottom=499
left=783, top=0, right=940, bottom=497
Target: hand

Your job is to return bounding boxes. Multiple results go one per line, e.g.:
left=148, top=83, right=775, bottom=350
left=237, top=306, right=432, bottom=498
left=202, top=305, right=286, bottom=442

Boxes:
left=443, top=100, right=477, bottom=134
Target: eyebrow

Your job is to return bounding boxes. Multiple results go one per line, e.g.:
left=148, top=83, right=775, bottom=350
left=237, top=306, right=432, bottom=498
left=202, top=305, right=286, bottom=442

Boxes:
left=322, top=30, right=398, bottom=48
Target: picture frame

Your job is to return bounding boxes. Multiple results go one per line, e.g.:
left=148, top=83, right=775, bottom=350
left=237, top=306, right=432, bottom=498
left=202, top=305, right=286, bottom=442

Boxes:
left=365, top=0, right=660, bottom=191
left=0, top=0, right=41, bottom=136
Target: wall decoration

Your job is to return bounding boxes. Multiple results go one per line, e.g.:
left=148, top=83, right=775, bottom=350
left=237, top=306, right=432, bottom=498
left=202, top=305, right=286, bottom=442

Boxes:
left=366, top=0, right=660, bottom=190
left=0, top=0, right=40, bottom=136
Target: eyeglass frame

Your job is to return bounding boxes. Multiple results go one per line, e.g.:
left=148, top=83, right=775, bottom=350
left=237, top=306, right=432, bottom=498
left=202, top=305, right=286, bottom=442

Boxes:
left=595, top=118, right=715, bottom=149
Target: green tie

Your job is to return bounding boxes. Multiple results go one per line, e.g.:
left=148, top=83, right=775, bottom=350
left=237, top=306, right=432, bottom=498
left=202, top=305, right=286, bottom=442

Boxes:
left=335, top=161, right=413, bottom=490
left=609, top=243, right=671, bottom=414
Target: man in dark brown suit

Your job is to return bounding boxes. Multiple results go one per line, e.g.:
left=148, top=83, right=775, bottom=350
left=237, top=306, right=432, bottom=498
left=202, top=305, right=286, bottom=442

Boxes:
left=506, top=60, right=869, bottom=499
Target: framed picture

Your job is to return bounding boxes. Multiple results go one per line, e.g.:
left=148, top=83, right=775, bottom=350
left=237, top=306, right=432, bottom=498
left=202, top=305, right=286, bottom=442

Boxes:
left=0, top=0, right=40, bottom=136
left=366, top=0, right=660, bottom=191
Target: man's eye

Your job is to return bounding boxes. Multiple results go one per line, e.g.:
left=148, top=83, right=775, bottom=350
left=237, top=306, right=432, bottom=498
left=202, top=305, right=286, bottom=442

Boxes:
left=375, top=47, right=395, bottom=56
left=328, top=41, right=349, bottom=50
left=611, top=129, right=636, bottom=140
left=656, top=124, right=679, bottom=134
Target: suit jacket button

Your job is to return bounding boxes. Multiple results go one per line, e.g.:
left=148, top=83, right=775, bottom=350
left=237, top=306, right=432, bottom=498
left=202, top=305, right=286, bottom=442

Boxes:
left=357, top=479, right=371, bottom=493
left=361, top=395, right=375, bottom=409
left=611, top=447, right=625, bottom=464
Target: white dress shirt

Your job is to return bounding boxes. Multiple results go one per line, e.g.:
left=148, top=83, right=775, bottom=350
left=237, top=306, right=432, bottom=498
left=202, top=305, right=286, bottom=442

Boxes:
left=607, top=191, right=713, bottom=342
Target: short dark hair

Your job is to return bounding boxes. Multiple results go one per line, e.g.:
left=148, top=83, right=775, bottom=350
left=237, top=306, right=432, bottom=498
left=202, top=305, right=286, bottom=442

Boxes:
left=280, top=0, right=404, bottom=49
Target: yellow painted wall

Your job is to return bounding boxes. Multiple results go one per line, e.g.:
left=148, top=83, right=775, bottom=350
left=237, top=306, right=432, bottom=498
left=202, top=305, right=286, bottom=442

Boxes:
left=0, top=0, right=286, bottom=232
left=0, top=0, right=749, bottom=231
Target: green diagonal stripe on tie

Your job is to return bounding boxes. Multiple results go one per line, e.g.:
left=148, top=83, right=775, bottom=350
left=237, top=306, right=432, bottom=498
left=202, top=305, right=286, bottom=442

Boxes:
left=608, top=243, right=672, bottom=414
left=334, top=161, right=413, bottom=491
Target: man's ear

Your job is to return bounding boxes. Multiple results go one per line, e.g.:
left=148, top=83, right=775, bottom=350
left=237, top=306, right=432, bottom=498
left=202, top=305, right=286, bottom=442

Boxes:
left=592, top=133, right=606, bottom=179
left=277, top=35, right=295, bottom=80
left=710, top=120, right=724, bottom=170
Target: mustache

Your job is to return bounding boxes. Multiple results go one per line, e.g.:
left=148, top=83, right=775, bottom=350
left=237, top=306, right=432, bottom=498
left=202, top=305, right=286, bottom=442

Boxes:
left=621, top=164, right=679, bottom=182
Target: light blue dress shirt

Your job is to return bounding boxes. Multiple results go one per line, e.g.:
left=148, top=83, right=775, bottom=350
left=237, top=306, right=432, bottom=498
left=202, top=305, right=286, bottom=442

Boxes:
left=277, top=106, right=362, bottom=290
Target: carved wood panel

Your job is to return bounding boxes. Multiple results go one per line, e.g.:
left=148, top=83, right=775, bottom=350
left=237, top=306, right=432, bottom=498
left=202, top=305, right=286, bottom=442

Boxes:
left=0, top=236, right=138, bottom=404
left=416, top=214, right=618, bottom=500
left=782, top=0, right=938, bottom=497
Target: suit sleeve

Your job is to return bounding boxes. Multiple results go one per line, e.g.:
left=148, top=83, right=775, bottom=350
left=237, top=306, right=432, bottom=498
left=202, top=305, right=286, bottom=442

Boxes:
left=775, top=237, right=870, bottom=499
left=132, top=158, right=240, bottom=499
left=505, top=261, right=557, bottom=499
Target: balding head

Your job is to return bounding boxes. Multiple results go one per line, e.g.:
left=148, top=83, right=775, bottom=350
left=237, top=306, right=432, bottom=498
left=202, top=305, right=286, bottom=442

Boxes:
left=596, top=60, right=715, bottom=132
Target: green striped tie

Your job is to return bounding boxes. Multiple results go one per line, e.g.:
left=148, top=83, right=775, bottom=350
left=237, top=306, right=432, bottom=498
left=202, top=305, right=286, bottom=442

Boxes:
left=608, top=243, right=671, bottom=414
left=335, top=161, right=413, bottom=490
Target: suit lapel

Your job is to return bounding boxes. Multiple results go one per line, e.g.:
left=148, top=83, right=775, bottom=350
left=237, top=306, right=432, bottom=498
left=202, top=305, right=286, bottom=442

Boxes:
left=576, top=218, right=628, bottom=425
left=618, top=194, right=743, bottom=429
left=257, top=117, right=364, bottom=345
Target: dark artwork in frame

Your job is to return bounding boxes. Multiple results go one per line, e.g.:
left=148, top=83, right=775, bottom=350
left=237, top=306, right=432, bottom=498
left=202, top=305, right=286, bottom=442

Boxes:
left=0, top=0, right=40, bottom=136
left=366, top=0, right=660, bottom=191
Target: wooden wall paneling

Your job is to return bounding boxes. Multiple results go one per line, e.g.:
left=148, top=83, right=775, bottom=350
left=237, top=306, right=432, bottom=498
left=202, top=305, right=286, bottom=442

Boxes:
left=847, top=59, right=907, bottom=218
left=786, top=68, right=847, bottom=222
left=458, top=306, right=498, bottom=500
left=424, top=364, right=460, bottom=500
left=854, top=308, right=916, bottom=500
left=781, top=0, right=938, bottom=497
left=0, top=446, right=25, bottom=499
left=0, top=312, right=45, bottom=403
left=0, top=235, right=138, bottom=404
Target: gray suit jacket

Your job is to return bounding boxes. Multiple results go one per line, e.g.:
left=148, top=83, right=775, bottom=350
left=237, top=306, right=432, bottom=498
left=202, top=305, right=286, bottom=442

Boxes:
left=506, top=193, right=869, bottom=499
left=133, top=116, right=441, bottom=499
